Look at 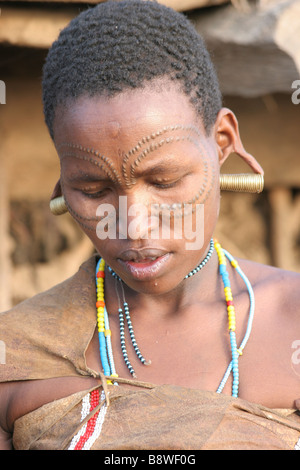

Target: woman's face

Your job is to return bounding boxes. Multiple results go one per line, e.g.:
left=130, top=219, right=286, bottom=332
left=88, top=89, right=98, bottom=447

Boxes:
left=53, top=83, right=220, bottom=294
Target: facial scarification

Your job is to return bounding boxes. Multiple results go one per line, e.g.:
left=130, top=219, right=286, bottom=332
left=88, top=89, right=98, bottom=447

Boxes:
left=57, top=142, right=122, bottom=185
left=58, top=124, right=216, bottom=232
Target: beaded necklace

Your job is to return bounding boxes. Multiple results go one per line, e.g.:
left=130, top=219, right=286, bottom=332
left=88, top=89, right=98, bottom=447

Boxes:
left=106, top=238, right=215, bottom=378
left=70, top=239, right=255, bottom=449
left=95, top=239, right=255, bottom=397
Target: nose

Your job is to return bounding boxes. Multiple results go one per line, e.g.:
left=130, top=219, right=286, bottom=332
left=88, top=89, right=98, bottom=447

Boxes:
left=118, top=193, right=158, bottom=241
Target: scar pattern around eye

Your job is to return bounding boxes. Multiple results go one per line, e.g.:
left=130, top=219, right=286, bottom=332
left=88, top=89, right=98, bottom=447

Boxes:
left=122, top=124, right=215, bottom=209
left=122, top=124, right=202, bottom=186
left=58, top=124, right=216, bottom=227
left=57, top=143, right=121, bottom=230
left=58, top=142, right=122, bottom=185
left=60, top=177, right=102, bottom=232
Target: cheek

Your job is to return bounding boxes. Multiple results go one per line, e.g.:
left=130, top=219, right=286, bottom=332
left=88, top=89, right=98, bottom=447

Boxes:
left=180, top=135, right=218, bottom=209
left=204, top=183, right=220, bottom=234
left=60, top=186, right=100, bottom=232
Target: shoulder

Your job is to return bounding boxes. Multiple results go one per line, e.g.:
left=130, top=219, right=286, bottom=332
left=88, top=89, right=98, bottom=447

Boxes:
left=236, top=257, right=300, bottom=342
left=237, top=257, right=300, bottom=303
left=234, top=259, right=300, bottom=407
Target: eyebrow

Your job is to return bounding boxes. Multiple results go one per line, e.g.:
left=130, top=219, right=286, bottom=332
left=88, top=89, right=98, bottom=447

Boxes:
left=133, top=161, right=188, bottom=177
left=66, top=172, right=109, bottom=184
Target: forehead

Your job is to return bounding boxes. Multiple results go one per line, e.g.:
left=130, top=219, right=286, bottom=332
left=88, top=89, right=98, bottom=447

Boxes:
left=53, top=84, right=206, bottom=150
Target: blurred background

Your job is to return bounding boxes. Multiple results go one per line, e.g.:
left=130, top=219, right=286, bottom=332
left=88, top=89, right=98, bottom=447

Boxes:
left=0, top=0, right=299, bottom=310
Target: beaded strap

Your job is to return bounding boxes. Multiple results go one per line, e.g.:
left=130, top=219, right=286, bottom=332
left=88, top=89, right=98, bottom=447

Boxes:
left=215, top=242, right=239, bottom=397
left=215, top=242, right=255, bottom=397
left=96, top=259, right=118, bottom=382
left=68, top=389, right=107, bottom=450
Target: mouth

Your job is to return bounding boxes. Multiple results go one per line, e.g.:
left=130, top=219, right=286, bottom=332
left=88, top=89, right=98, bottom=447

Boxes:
left=117, top=248, right=172, bottom=280
left=119, top=248, right=169, bottom=262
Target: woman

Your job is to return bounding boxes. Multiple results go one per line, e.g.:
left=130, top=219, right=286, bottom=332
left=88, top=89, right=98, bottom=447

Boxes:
left=0, top=0, right=300, bottom=450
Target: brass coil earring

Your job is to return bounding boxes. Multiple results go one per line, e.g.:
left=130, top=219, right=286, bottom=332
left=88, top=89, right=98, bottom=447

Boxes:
left=219, top=173, right=264, bottom=193
left=49, top=195, right=68, bottom=215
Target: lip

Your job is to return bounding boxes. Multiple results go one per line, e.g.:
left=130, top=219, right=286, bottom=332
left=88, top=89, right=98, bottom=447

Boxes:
left=118, top=247, right=169, bottom=262
left=117, top=249, right=172, bottom=280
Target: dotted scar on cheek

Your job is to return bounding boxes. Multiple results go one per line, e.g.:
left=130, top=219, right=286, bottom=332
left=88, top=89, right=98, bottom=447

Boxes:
left=60, top=180, right=99, bottom=232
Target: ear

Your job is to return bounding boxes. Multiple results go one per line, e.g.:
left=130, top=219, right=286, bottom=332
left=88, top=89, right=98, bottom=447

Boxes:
left=214, top=108, right=264, bottom=175
left=50, top=179, right=63, bottom=200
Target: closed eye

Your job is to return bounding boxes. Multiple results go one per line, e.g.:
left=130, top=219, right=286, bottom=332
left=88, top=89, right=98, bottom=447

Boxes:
left=152, top=180, right=180, bottom=189
left=149, top=172, right=190, bottom=190
left=80, top=187, right=109, bottom=199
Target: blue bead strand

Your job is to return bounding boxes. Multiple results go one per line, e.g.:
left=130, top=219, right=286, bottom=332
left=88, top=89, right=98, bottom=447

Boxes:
left=98, top=330, right=111, bottom=376
left=215, top=241, right=239, bottom=398
left=95, top=258, right=111, bottom=377
left=96, top=258, right=119, bottom=384
left=104, top=306, right=117, bottom=378
left=216, top=247, right=255, bottom=396
left=230, top=330, right=239, bottom=397
left=223, top=249, right=255, bottom=353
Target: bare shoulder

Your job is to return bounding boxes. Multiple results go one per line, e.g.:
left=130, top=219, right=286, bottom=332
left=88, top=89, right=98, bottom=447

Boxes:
left=235, top=257, right=300, bottom=350
left=234, top=259, right=300, bottom=407
left=238, top=257, right=300, bottom=312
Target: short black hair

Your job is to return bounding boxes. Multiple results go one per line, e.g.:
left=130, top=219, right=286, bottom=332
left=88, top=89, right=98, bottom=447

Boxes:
left=42, top=0, right=222, bottom=140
